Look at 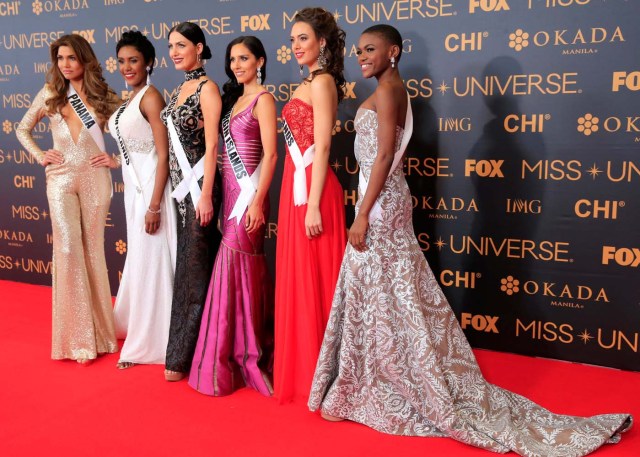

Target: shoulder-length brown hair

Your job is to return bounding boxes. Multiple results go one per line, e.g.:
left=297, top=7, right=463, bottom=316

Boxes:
left=294, top=7, right=347, bottom=102
left=45, top=34, right=119, bottom=120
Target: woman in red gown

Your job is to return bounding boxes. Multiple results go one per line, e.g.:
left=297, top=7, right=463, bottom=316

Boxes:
left=274, top=7, right=347, bottom=403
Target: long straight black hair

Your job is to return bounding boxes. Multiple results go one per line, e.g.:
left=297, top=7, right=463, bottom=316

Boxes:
left=221, top=36, right=267, bottom=116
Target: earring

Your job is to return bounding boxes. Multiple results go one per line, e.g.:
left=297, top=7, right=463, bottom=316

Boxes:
left=197, top=54, right=201, bottom=62
left=317, top=45, right=327, bottom=70
left=257, top=66, right=262, bottom=85
left=146, top=66, right=151, bottom=85
left=125, top=80, right=129, bottom=90
left=390, top=56, right=396, bottom=69
left=299, top=65, right=304, bottom=78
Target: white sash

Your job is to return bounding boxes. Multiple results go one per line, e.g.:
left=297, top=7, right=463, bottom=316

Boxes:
left=112, top=90, right=145, bottom=197
left=167, top=116, right=205, bottom=208
left=67, top=85, right=106, bottom=153
left=67, top=84, right=112, bottom=196
left=221, top=109, right=262, bottom=223
left=282, top=119, right=315, bottom=206
left=358, top=95, right=413, bottom=222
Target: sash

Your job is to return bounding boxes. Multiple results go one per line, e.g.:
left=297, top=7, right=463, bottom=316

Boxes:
left=221, top=109, right=262, bottom=223
left=67, top=84, right=112, bottom=196
left=112, top=91, right=145, bottom=196
left=282, top=119, right=315, bottom=206
left=358, top=95, right=413, bottom=223
left=168, top=116, right=205, bottom=208
left=67, top=85, right=106, bottom=153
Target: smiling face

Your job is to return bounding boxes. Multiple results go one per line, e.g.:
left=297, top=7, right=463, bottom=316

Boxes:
left=229, top=43, right=263, bottom=85
left=57, top=45, right=84, bottom=82
left=290, top=21, right=325, bottom=71
left=168, top=31, right=202, bottom=71
left=357, top=32, right=395, bottom=79
left=117, top=45, right=148, bottom=89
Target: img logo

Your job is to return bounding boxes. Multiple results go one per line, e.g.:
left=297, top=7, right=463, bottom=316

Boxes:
left=469, top=0, right=510, bottom=13
left=505, top=199, right=542, bottom=214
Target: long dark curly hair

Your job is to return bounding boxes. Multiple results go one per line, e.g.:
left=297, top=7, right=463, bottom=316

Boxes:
left=221, top=36, right=267, bottom=117
left=294, top=7, right=346, bottom=102
left=45, top=34, right=119, bottom=120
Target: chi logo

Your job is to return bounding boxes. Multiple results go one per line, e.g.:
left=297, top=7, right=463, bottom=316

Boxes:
left=3, top=120, right=13, bottom=134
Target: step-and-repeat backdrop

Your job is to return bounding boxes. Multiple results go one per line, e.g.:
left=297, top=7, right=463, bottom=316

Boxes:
left=1, top=0, right=638, bottom=370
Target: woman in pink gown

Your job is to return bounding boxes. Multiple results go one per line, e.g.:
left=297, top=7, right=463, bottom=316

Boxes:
left=189, top=36, right=277, bottom=396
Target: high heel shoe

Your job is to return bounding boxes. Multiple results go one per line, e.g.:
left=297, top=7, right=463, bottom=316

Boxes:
left=321, top=411, right=345, bottom=422
left=164, top=369, right=185, bottom=382
left=117, top=361, right=136, bottom=370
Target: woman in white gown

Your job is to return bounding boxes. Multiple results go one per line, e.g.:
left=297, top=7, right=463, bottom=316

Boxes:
left=108, top=31, right=177, bottom=368
left=309, top=25, right=631, bottom=457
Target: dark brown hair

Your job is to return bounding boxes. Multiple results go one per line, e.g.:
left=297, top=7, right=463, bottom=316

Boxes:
left=294, top=7, right=347, bottom=102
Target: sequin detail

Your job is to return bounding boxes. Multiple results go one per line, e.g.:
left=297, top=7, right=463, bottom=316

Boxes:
left=16, top=84, right=118, bottom=360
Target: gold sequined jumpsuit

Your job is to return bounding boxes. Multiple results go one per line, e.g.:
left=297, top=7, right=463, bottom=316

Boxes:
left=16, top=85, right=118, bottom=360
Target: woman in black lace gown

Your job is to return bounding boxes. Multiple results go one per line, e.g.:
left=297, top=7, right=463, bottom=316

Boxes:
left=160, top=22, right=222, bottom=381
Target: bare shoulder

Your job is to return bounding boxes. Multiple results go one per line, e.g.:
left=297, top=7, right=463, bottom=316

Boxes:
left=255, top=90, right=276, bottom=109
left=200, top=78, right=221, bottom=96
left=310, top=73, right=335, bottom=92
left=141, top=85, right=166, bottom=113
left=141, top=85, right=165, bottom=106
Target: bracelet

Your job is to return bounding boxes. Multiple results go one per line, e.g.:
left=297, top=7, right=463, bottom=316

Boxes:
left=147, top=207, right=161, bottom=214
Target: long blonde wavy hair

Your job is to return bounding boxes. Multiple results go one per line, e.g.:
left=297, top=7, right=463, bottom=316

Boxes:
left=45, top=34, right=119, bottom=120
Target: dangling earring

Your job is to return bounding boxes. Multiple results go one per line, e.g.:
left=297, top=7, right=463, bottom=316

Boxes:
left=197, top=54, right=201, bottom=63
left=317, top=45, right=327, bottom=70
left=390, top=56, right=396, bottom=69
left=257, top=66, right=262, bottom=85
left=125, top=80, right=129, bottom=90
left=146, top=66, right=151, bottom=85
left=299, top=65, right=304, bottom=78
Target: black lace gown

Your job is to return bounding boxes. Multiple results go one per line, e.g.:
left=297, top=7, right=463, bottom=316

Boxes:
left=161, top=79, right=222, bottom=373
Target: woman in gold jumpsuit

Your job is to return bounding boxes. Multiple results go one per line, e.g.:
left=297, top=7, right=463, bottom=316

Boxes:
left=16, top=34, right=121, bottom=364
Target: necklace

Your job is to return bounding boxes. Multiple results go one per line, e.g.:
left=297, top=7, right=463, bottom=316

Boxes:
left=185, top=67, right=206, bottom=81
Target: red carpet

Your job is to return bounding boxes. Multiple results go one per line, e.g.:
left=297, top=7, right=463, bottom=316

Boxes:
left=0, top=279, right=637, bottom=457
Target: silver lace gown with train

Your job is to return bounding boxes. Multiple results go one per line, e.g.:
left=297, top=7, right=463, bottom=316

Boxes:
left=308, top=107, right=631, bottom=457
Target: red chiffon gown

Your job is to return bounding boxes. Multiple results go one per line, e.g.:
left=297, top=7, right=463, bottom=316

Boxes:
left=274, top=98, right=347, bottom=403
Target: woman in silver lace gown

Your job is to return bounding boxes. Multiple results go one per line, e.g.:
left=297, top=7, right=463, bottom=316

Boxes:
left=308, top=25, right=631, bottom=457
